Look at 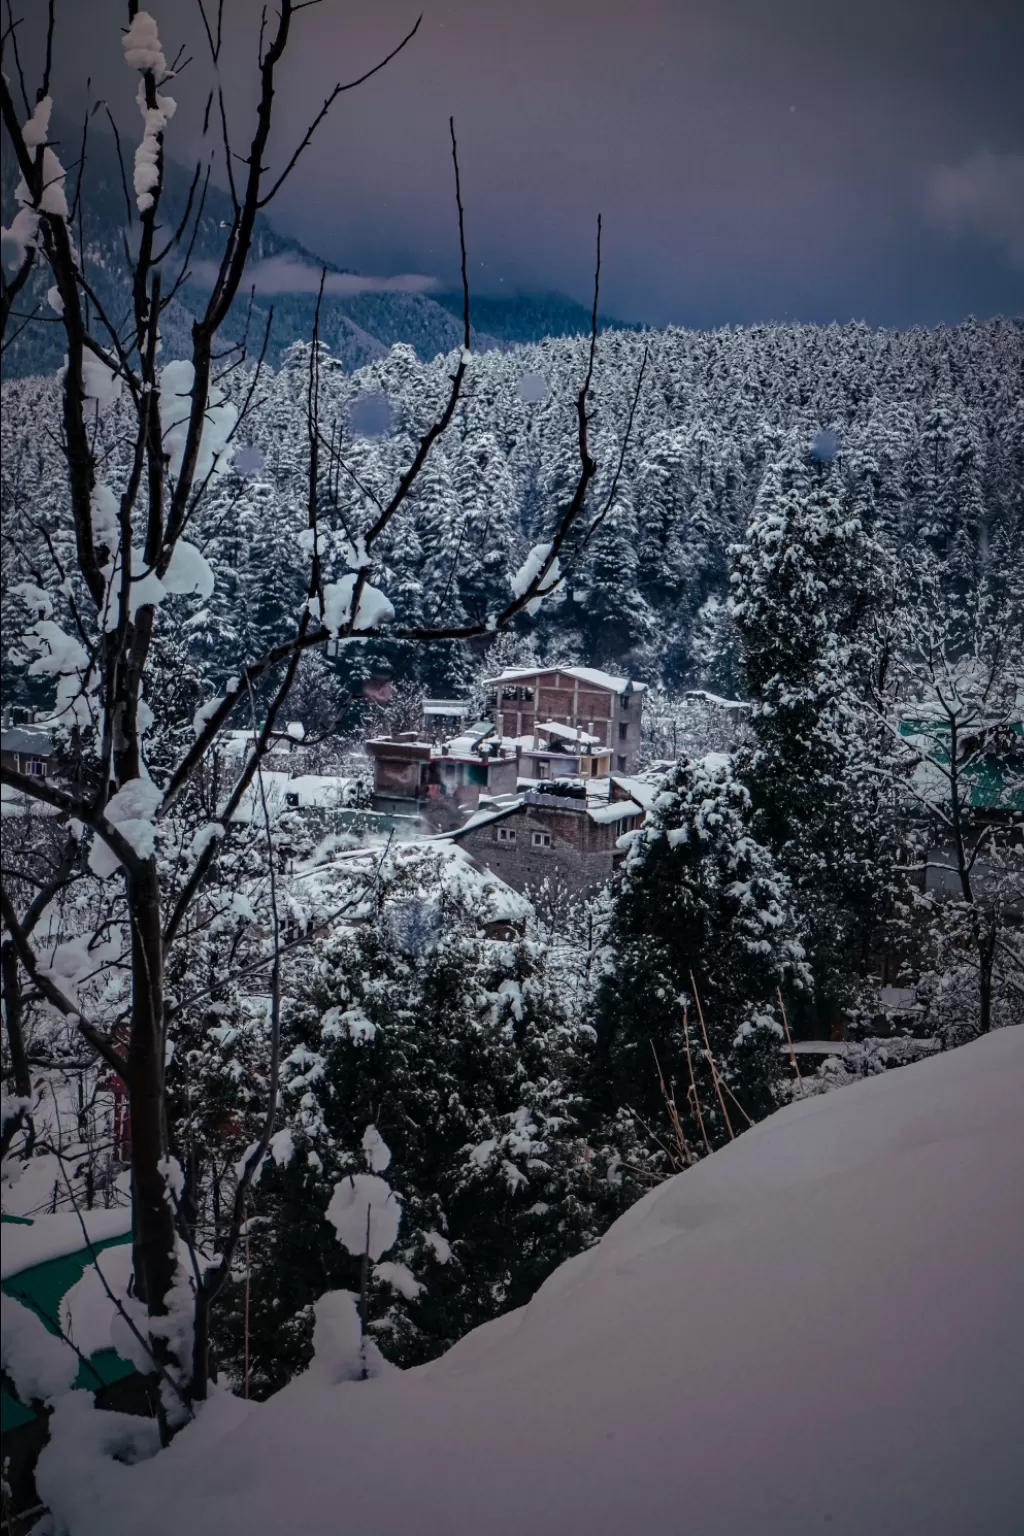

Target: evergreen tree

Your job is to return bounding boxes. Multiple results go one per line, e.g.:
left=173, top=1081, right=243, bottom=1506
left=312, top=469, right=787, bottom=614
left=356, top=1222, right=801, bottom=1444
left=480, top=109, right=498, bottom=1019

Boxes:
left=591, top=753, right=807, bottom=1163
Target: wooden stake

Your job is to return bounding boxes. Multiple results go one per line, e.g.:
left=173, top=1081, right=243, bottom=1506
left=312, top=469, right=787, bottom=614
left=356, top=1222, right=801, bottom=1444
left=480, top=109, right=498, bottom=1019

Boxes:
left=690, top=971, right=734, bottom=1140
left=777, top=986, right=805, bottom=1097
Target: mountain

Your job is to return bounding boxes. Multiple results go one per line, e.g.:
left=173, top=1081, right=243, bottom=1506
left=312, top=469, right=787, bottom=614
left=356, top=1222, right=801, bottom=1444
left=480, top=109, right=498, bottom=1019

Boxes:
left=1, top=113, right=627, bottom=380
left=433, top=289, right=637, bottom=345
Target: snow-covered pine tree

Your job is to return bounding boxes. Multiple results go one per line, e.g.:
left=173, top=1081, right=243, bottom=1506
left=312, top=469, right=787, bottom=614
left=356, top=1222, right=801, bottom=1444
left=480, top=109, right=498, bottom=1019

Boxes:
left=213, top=851, right=622, bottom=1388
left=590, top=753, right=807, bottom=1166
left=729, top=470, right=901, bottom=1034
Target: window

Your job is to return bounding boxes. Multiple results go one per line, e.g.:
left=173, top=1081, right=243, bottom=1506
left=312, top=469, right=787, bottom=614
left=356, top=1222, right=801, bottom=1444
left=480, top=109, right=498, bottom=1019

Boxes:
left=497, top=827, right=517, bottom=843
left=617, top=755, right=627, bottom=772
left=618, top=722, right=629, bottom=741
left=23, top=757, right=45, bottom=776
left=590, top=758, right=599, bottom=776
left=621, top=696, right=629, bottom=711
left=531, top=831, right=552, bottom=849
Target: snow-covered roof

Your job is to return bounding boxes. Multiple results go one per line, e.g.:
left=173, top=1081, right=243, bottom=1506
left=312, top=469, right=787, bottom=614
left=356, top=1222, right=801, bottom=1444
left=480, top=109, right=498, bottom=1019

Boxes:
left=537, top=720, right=602, bottom=747
left=485, top=666, right=647, bottom=695
left=1, top=726, right=53, bottom=755
left=423, top=700, right=472, bottom=716
left=587, top=799, right=643, bottom=825
left=454, top=799, right=525, bottom=834
left=683, top=690, right=751, bottom=713
left=283, top=775, right=353, bottom=808
left=609, top=775, right=659, bottom=809
left=1, top=1208, right=132, bottom=1280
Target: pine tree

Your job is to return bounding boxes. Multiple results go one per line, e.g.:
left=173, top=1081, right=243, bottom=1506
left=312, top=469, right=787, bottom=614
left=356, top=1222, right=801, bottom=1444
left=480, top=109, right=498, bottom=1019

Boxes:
left=591, top=753, right=807, bottom=1163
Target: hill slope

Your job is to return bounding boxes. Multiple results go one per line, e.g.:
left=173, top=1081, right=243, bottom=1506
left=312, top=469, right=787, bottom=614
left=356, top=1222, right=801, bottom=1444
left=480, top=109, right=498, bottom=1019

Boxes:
left=41, top=1026, right=1023, bottom=1535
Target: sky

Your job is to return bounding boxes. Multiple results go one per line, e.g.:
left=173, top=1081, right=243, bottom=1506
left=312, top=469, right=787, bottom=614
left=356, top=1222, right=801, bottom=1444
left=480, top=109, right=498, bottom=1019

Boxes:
left=22, top=0, right=1024, bottom=327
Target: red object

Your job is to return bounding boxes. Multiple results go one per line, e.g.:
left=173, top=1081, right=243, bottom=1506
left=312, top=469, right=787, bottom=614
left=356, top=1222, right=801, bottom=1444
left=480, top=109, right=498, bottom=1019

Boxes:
left=363, top=678, right=393, bottom=703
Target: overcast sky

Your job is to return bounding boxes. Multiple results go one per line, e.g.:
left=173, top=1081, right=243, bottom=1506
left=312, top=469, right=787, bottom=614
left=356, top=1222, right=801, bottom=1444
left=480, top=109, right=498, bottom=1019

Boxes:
left=26, top=0, right=1024, bottom=326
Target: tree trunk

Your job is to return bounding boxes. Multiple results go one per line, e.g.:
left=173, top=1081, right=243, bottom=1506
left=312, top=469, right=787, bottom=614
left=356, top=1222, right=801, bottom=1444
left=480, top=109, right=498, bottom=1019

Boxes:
left=125, top=862, right=178, bottom=1317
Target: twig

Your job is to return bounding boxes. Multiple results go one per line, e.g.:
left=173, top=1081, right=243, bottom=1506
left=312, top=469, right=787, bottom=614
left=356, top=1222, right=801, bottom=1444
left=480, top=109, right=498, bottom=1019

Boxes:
left=681, top=1004, right=711, bottom=1156
left=689, top=971, right=734, bottom=1140
left=777, top=986, right=805, bottom=1097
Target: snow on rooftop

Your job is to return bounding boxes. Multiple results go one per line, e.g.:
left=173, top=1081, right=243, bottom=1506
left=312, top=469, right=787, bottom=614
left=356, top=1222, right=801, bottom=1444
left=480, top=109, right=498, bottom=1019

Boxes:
left=537, top=720, right=601, bottom=746
left=1, top=1209, right=131, bottom=1280
left=587, top=798, right=643, bottom=824
left=50, top=1028, right=1022, bottom=1535
left=485, top=665, right=646, bottom=694
left=609, top=775, right=659, bottom=809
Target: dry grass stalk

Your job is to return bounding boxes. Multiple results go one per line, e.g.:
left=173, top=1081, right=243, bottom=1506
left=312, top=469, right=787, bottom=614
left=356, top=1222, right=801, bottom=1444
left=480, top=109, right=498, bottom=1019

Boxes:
left=681, top=1004, right=713, bottom=1156
left=650, top=1041, right=695, bottom=1167
left=689, top=971, right=735, bottom=1140
left=777, top=986, right=805, bottom=1096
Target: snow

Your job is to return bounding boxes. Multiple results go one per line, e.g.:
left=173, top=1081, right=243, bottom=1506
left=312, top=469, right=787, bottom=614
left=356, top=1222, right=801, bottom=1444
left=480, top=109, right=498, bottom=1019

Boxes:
left=81, top=350, right=122, bottom=412
left=0, top=1209, right=131, bottom=1280
left=374, top=1261, right=424, bottom=1299
left=326, top=1173, right=401, bottom=1261
left=163, top=540, right=215, bottom=601
left=50, top=1027, right=1022, bottom=1536
left=160, top=360, right=237, bottom=484
left=509, top=542, right=563, bottom=614
left=485, top=665, right=647, bottom=695
left=537, top=719, right=600, bottom=745
left=61, top=1243, right=135, bottom=1358
left=316, top=574, right=395, bottom=635
left=608, top=774, right=659, bottom=809
left=361, top=1124, right=392, bottom=1172
left=423, top=1230, right=452, bottom=1265
left=91, top=483, right=120, bottom=542
left=122, top=11, right=168, bottom=78
left=586, top=798, right=643, bottom=824
left=132, top=80, right=176, bottom=213
left=1, top=1291, right=78, bottom=1403
left=89, top=775, right=162, bottom=875
left=189, top=821, right=224, bottom=859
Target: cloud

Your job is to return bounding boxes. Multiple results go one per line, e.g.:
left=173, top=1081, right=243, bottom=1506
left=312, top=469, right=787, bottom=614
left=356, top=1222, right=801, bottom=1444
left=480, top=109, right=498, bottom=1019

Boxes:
left=925, top=151, right=1024, bottom=269
left=187, top=256, right=440, bottom=295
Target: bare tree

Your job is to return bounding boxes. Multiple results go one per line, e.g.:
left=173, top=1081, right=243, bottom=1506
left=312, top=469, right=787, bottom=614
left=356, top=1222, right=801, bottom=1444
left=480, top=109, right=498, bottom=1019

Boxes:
left=0, top=2, right=645, bottom=1414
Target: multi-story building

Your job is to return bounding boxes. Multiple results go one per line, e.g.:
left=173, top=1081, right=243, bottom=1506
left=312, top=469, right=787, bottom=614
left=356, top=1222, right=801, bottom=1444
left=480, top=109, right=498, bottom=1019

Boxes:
left=367, top=727, right=518, bottom=824
left=450, top=782, right=647, bottom=893
left=484, top=666, right=647, bottom=775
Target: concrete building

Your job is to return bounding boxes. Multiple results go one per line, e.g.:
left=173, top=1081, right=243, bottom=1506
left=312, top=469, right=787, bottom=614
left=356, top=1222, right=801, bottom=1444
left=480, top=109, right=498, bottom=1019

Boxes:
left=367, top=728, right=518, bottom=824
left=484, top=667, right=647, bottom=775
left=516, top=721, right=612, bottom=782
left=450, top=782, right=646, bottom=893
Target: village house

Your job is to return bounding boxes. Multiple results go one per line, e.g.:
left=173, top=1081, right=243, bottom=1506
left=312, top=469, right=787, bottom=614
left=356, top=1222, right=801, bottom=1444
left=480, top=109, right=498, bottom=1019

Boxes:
left=1, top=726, right=54, bottom=780
left=367, top=726, right=518, bottom=826
left=484, top=666, right=647, bottom=775
left=449, top=781, right=647, bottom=893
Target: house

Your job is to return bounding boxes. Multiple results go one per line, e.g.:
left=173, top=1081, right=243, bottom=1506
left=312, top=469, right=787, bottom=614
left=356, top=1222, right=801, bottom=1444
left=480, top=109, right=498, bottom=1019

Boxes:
left=422, top=699, right=472, bottom=734
left=484, top=666, right=647, bottom=774
left=367, top=728, right=519, bottom=824
left=516, top=721, right=613, bottom=782
left=450, top=782, right=646, bottom=893
left=1, top=726, right=53, bottom=780
left=221, top=721, right=308, bottom=772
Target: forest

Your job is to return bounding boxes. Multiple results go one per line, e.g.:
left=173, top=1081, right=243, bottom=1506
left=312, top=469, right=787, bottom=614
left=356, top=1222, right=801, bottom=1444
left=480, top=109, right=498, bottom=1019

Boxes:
left=0, top=3, right=1021, bottom=1529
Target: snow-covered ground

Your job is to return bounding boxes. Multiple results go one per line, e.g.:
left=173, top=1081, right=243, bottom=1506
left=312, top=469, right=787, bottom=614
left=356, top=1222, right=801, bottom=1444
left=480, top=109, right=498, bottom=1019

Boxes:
left=39, top=1027, right=1023, bottom=1535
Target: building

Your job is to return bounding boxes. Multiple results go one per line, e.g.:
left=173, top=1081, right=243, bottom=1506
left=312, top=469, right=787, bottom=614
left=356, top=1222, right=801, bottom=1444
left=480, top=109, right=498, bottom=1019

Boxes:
left=450, top=782, right=646, bottom=893
left=0, top=726, right=53, bottom=779
left=516, top=721, right=612, bottom=782
left=484, top=667, right=647, bottom=775
left=367, top=728, right=518, bottom=823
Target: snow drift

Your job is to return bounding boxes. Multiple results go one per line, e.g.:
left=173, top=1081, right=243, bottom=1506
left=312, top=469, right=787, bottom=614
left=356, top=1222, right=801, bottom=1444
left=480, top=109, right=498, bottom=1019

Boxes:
left=41, top=1028, right=1023, bottom=1535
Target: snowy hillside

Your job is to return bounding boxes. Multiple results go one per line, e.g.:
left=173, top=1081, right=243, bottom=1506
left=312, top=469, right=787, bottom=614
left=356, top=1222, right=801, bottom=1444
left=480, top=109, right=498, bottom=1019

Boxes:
left=40, top=1027, right=1022, bottom=1536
